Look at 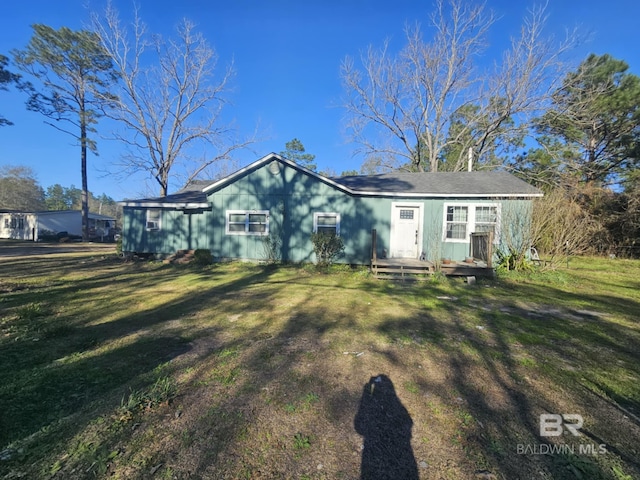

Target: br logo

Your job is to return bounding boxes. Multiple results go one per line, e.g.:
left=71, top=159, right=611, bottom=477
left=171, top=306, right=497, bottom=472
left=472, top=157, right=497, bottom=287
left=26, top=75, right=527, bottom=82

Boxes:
left=540, top=414, right=583, bottom=437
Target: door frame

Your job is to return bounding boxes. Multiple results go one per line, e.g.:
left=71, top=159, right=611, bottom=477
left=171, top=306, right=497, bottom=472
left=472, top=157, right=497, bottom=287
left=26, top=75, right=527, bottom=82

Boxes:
left=389, top=202, right=424, bottom=258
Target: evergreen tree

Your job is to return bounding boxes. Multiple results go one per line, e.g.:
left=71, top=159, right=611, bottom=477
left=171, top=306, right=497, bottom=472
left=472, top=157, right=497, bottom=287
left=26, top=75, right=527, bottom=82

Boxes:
left=44, top=184, right=71, bottom=210
left=536, top=53, right=640, bottom=184
left=12, top=25, right=117, bottom=240
left=280, top=138, right=317, bottom=172
left=0, top=54, right=21, bottom=126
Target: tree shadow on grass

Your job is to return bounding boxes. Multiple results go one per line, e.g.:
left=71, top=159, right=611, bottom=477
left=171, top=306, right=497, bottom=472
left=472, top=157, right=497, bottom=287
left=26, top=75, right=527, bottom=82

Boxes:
left=374, top=278, right=640, bottom=480
left=0, top=335, right=191, bottom=449
left=0, top=261, right=281, bottom=474
left=354, top=374, right=419, bottom=480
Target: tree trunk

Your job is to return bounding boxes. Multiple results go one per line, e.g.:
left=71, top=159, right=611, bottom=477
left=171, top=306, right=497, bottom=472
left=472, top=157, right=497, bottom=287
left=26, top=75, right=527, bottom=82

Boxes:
left=80, top=104, right=89, bottom=242
left=159, top=161, right=169, bottom=197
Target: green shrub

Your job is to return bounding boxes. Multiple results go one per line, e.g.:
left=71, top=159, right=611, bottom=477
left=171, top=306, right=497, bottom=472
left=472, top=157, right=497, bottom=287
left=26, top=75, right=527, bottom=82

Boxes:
left=496, top=249, right=534, bottom=272
left=261, top=233, right=282, bottom=263
left=193, top=249, right=213, bottom=266
left=310, top=232, right=345, bottom=266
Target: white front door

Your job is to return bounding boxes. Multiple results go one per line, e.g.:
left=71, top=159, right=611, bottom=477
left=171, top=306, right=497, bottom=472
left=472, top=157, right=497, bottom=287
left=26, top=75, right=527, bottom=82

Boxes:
left=389, top=203, right=422, bottom=258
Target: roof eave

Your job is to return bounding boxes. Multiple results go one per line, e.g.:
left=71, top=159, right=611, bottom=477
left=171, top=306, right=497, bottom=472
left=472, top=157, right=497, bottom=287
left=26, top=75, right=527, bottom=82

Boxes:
left=119, top=201, right=210, bottom=209
left=348, top=191, right=544, bottom=198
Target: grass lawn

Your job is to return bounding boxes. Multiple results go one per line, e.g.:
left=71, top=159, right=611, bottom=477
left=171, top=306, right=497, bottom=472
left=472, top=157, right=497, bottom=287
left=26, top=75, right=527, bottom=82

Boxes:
left=0, top=245, right=639, bottom=479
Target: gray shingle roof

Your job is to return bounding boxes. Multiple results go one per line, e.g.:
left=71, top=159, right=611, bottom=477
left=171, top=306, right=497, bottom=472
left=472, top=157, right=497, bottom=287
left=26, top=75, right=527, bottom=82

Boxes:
left=120, top=154, right=542, bottom=206
left=334, top=171, right=542, bottom=197
left=120, top=181, right=212, bottom=207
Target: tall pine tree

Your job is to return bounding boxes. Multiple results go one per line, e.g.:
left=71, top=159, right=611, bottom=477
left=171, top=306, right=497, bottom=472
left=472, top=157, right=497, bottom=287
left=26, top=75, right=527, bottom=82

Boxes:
left=536, top=54, right=640, bottom=184
left=280, top=138, right=317, bottom=172
left=12, top=25, right=116, bottom=240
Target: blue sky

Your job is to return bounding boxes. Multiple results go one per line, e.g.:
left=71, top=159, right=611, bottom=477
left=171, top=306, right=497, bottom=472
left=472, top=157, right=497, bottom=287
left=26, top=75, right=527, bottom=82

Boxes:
left=1, top=0, right=639, bottom=200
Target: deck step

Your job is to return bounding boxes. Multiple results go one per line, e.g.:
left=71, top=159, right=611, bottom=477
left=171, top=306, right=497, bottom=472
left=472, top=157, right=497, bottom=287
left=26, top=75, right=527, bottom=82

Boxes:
left=371, top=258, right=494, bottom=279
left=371, top=259, right=434, bottom=280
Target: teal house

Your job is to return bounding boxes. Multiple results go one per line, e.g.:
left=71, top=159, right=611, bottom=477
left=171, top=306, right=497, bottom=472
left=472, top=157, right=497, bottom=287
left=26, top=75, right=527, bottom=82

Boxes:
left=120, top=153, right=542, bottom=266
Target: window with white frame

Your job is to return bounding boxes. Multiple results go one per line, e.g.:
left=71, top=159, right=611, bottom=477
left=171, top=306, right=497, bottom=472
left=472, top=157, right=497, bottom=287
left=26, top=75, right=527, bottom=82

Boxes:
left=226, top=210, right=269, bottom=235
left=313, top=212, right=340, bottom=235
left=5, top=216, right=25, bottom=229
left=146, top=209, right=161, bottom=230
left=474, top=206, right=498, bottom=235
left=443, top=203, right=499, bottom=242
left=445, top=206, right=468, bottom=240
left=8, top=217, right=24, bottom=229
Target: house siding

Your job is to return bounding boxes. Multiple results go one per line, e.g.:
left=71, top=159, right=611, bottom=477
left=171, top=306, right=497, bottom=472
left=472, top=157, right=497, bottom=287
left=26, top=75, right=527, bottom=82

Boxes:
left=208, top=162, right=366, bottom=263
left=0, top=213, right=37, bottom=240
left=122, top=208, right=212, bottom=254
left=121, top=158, right=537, bottom=265
left=37, top=211, right=83, bottom=237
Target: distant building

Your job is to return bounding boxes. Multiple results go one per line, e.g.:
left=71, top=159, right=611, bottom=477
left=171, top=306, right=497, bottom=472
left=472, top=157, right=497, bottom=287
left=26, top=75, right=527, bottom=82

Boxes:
left=0, top=210, right=116, bottom=241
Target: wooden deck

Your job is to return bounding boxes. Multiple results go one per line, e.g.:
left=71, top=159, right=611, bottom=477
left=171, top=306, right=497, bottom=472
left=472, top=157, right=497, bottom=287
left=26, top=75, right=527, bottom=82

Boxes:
left=368, top=228, right=495, bottom=280
left=371, top=257, right=494, bottom=280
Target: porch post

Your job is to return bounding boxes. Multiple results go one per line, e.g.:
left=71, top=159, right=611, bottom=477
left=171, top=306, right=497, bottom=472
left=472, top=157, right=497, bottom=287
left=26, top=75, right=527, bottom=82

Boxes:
left=371, top=229, right=377, bottom=262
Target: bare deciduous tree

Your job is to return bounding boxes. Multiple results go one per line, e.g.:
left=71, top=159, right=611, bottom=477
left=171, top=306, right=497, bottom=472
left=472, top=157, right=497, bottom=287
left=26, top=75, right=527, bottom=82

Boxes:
left=0, top=165, right=46, bottom=211
left=341, top=0, right=576, bottom=173
left=92, top=4, right=253, bottom=196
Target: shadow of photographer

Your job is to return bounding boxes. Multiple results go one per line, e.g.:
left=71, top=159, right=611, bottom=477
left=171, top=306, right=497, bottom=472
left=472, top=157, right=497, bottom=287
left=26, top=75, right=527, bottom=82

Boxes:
left=354, top=374, right=419, bottom=480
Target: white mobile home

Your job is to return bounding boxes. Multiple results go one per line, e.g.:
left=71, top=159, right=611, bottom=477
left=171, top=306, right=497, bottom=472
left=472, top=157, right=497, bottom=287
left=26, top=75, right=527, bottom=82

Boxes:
left=0, top=210, right=115, bottom=241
